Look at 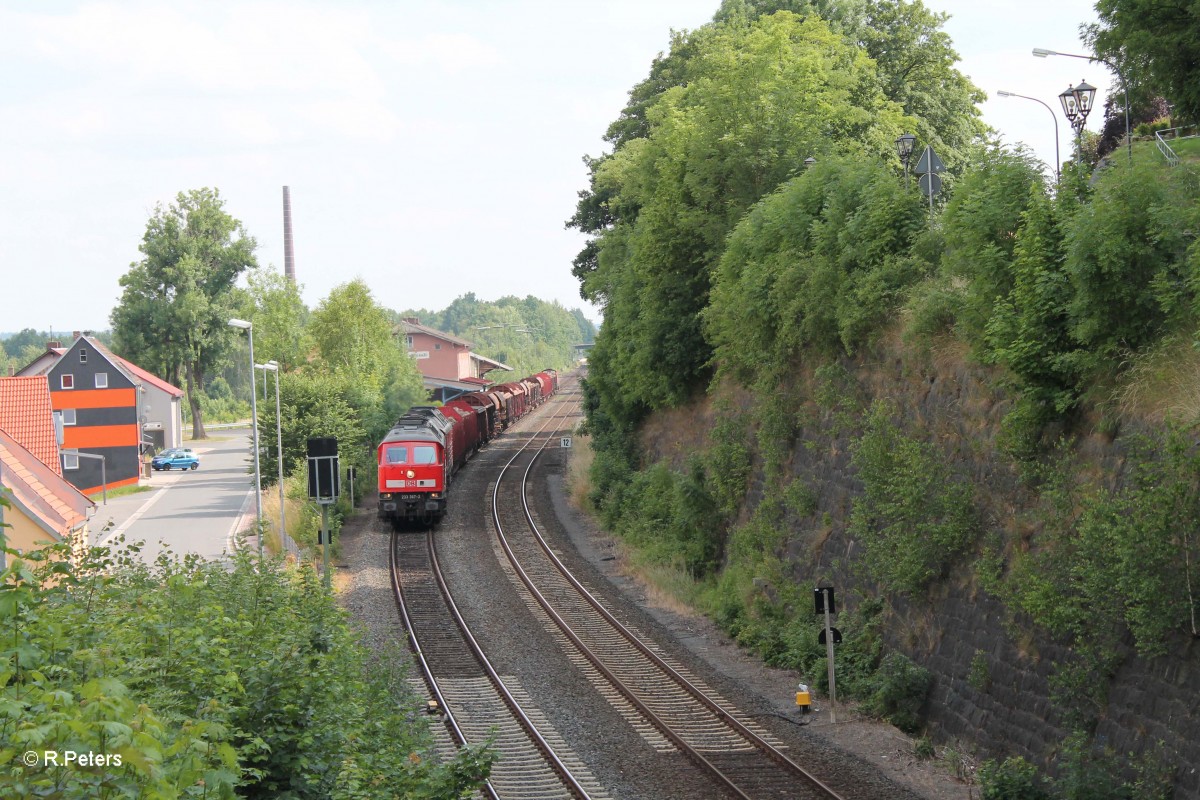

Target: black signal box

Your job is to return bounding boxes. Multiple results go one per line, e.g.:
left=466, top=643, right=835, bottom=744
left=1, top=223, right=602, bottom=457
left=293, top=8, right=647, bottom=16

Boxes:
left=307, top=437, right=339, bottom=503
left=814, top=586, right=836, bottom=615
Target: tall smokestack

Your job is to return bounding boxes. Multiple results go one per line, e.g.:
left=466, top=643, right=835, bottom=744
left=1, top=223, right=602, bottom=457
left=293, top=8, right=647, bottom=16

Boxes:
left=283, top=186, right=296, bottom=283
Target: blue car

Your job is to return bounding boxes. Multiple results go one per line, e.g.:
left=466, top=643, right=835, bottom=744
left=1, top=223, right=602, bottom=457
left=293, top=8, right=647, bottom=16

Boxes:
left=151, top=448, right=200, bottom=471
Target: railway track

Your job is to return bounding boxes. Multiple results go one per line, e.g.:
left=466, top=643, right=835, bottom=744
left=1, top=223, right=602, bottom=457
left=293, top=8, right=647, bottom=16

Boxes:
left=486, top=386, right=847, bottom=800
left=390, top=379, right=847, bottom=798
left=390, top=487, right=609, bottom=798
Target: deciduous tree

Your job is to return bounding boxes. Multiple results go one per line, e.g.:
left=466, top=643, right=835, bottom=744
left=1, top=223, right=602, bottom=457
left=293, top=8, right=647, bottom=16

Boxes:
left=110, top=188, right=257, bottom=439
left=1087, top=0, right=1200, bottom=123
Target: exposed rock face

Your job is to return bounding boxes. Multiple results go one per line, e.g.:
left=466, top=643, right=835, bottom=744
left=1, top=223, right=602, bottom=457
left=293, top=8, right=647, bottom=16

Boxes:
left=644, top=336, right=1200, bottom=795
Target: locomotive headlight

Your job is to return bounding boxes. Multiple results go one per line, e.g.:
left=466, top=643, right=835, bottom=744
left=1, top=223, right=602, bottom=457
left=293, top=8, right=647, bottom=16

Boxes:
left=406, top=469, right=415, bottom=479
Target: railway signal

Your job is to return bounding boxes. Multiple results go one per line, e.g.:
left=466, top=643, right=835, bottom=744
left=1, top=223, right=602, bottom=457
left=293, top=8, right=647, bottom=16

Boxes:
left=815, top=585, right=839, bottom=723
left=307, top=437, right=339, bottom=587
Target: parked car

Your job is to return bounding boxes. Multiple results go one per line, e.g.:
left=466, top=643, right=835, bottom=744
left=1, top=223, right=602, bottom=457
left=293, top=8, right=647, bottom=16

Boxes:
left=151, top=448, right=200, bottom=471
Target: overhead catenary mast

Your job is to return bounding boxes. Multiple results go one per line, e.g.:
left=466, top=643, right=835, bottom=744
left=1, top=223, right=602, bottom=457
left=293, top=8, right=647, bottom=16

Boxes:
left=283, top=186, right=296, bottom=283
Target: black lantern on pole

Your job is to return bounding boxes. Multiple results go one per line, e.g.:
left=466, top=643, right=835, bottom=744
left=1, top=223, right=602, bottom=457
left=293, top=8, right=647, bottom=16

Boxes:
left=1058, top=85, right=1080, bottom=129
left=1072, top=80, right=1097, bottom=122
left=895, top=133, right=917, bottom=188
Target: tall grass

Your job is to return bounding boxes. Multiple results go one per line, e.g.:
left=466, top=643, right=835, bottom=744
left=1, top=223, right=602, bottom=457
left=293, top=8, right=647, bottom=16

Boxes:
left=1113, top=332, right=1200, bottom=423
left=566, top=433, right=595, bottom=511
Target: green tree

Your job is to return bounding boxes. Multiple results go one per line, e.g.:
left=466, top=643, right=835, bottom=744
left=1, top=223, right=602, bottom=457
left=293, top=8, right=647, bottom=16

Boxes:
left=309, top=280, right=425, bottom=442
left=938, top=146, right=1046, bottom=345
left=310, top=280, right=398, bottom=378
left=584, top=11, right=907, bottom=414
left=1064, top=157, right=1200, bottom=356
left=110, top=188, right=258, bottom=439
left=848, top=401, right=976, bottom=595
left=242, top=267, right=311, bottom=371
left=1087, top=0, right=1200, bottom=123
left=705, top=156, right=928, bottom=386
left=984, top=185, right=1080, bottom=419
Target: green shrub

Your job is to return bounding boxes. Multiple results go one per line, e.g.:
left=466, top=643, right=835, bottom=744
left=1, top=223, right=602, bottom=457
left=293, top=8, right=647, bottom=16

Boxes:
left=0, top=534, right=491, bottom=798
left=862, top=651, right=932, bottom=733
left=904, top=275, right=965, bottom=340
left=849, top=402, right=976, bottom=595
left=1134, top=119, right=1172, bottom=137
left=969, top=649, right=991, bottom=692
left=914, top=736, right=935, bottom=760
left=979, top=756, right=1050, bottom=799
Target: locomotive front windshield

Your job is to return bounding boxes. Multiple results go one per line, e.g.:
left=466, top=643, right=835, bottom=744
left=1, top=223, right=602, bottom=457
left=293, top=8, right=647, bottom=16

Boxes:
left=381, top=445, right=438, bottom=466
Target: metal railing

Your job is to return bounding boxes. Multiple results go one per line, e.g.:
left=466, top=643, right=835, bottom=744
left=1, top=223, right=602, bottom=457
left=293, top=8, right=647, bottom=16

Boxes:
left=1156, top=128, right=1181, bottom=166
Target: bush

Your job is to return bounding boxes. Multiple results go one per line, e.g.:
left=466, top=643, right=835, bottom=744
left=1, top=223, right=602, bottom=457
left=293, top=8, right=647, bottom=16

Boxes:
left=862, top=651, right=933, bottom=733
left=0, top=534, right=491, bottom=798
left=849, top=402, right=976, bottom=595
left=979, top=757, right=1050, bottom=799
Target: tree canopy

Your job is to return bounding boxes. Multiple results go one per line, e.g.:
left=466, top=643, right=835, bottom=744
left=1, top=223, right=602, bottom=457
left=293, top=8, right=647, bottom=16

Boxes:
left=1087, top=0, right=1200, bottom=123
left=400, top=293, right=595, bottom=379
left=110, top=188, right=257, bottom=438
left=575, top=9, right=921, bottom=416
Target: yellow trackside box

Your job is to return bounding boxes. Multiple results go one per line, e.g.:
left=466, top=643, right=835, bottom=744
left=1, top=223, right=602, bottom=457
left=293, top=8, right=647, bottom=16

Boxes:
left=795, top=683, right=811, bottom=713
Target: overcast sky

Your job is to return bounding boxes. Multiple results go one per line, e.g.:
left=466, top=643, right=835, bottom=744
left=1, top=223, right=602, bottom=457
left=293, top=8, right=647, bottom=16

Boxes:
left=0, top=0, right=1105, bottom=336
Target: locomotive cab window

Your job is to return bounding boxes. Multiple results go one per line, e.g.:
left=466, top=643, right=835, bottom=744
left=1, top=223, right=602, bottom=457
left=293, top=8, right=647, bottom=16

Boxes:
left=383, top=446, right=408, bottom=465
left=413, top=445, right=437, bottom=465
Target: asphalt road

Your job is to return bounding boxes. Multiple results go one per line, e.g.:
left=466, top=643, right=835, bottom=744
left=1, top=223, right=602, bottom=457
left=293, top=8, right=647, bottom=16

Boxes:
left=89, top=428, right=256, bottom=565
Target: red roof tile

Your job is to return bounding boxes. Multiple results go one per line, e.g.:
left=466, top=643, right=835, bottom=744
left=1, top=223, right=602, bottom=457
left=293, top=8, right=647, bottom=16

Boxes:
left=0, top=428, right=91, bottom=541
left=0, top=376, right=61, bottom=475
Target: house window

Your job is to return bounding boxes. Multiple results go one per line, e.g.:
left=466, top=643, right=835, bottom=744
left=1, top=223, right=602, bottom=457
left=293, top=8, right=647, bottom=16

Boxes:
left=63, top=450, right=79, bottom=470
left=95, top=373, right=108, bottom=389
left=79, top=349, right=88, bottom=363
left=61, top=409, right=77, bottom=426
left=434, top=343, right=441, bottom=350
left=406, top=335, right=413, bottom=348
left=61, top=374, right=74, bottom=390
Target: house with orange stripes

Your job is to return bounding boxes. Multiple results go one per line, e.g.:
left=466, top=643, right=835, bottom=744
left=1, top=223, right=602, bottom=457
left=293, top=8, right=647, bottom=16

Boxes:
left=18, top=334, right=184, bottom=495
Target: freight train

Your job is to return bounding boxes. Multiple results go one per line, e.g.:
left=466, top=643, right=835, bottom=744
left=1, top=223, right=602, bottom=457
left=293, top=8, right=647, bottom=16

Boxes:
left=377, top=369, right=559, bottom=527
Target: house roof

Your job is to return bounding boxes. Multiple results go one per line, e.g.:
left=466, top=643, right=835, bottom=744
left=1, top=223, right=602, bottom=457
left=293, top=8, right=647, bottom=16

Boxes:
left=470, top=352, right=513, bottom=373
left=0, top=375, right=61, bottom=476
left=17, top=336, right=183, bottom=398
left=89, top=338, right=183, bottom=398
left=0, top=427, right=92, bottom=541
left=398, top=318, right=474, bottom=348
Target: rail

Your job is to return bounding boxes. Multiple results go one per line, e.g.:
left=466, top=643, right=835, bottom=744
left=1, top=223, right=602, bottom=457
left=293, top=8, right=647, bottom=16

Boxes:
left=1156, top=128, right=1181, bottom=166
left=490, top=389, right=845, bottom=800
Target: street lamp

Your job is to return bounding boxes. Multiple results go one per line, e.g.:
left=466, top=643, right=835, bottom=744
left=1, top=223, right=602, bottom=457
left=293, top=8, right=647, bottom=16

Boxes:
left=895, top=133, right=917, bottom=187
left=256, top=360, right=285, bottom=550
left=997, top=90, right=1061, bottom=183
left=1059, top=80, right=1097, bottom=154
left=1058, top=84, right=1081, bottom=131
left=228, top=317, right=263, bottom=558
left=1034, top=47, right=1131, bottom=164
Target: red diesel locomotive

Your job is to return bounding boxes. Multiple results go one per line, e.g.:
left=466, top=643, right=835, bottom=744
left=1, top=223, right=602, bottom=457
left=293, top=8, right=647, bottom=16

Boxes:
left=377, top=369, right=558, bottom=527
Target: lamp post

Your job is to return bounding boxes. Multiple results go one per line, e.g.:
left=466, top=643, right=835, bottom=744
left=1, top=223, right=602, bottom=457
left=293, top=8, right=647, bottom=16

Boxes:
left=997, top=90, right=1061, bottom=183
left=895, top=133, right=917, bottom=188
left=228, top=318, right=263, bottom=558
left=256, top=360, right=285, bottom=550
left=1034, top=48, right=1131, bottom=164
left=1058, top=80, right=1097, bottom=154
